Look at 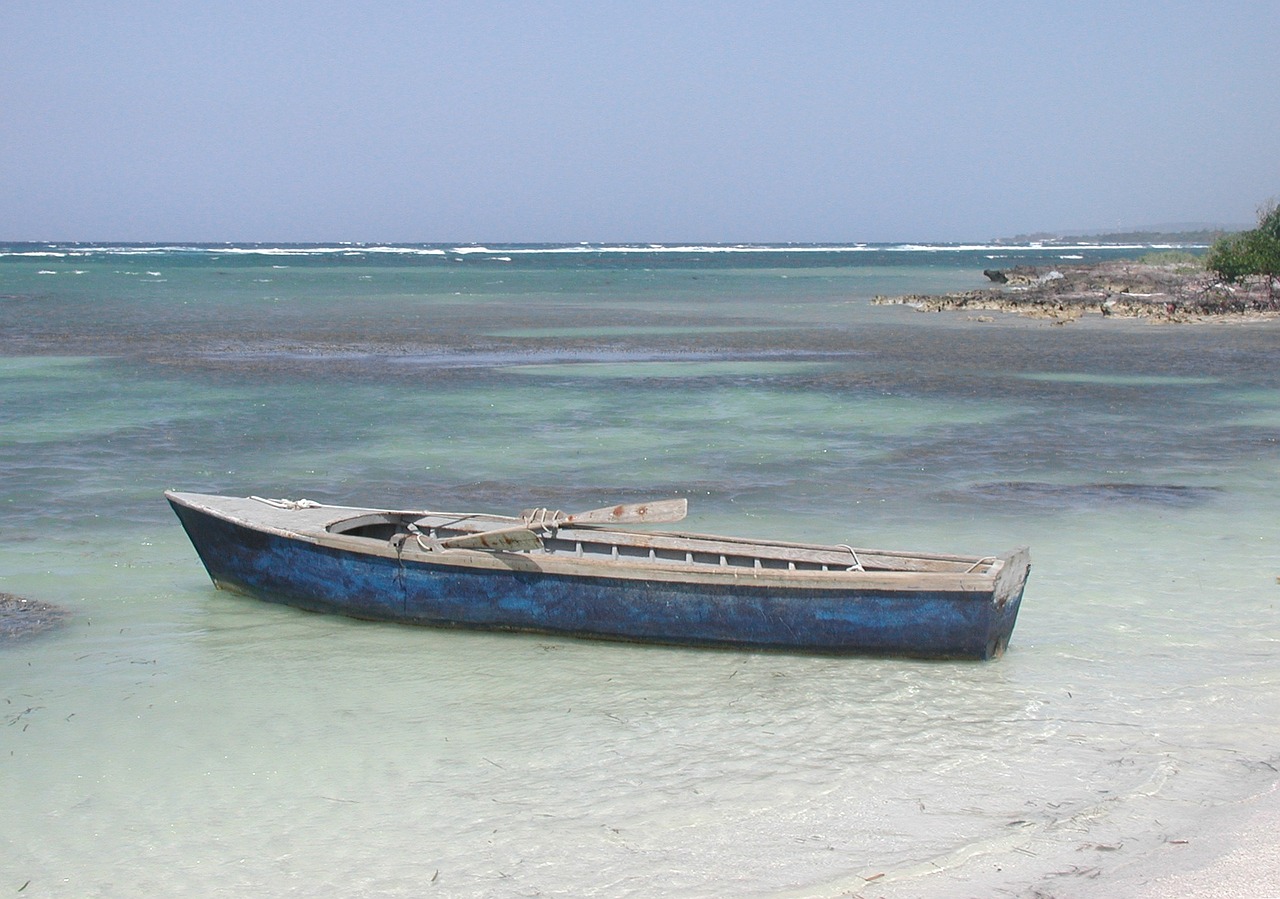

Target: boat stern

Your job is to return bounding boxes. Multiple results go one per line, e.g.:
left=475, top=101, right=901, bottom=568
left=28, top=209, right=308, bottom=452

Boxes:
left=984, top=546, right=1031, bottom=658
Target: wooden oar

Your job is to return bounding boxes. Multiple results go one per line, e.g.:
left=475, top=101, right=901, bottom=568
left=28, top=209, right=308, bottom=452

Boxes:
left=422, top=499, right=687, bottom=554
left=436, top=526, right=544, bottom=552
left=520, top=498, right=688, bottom=528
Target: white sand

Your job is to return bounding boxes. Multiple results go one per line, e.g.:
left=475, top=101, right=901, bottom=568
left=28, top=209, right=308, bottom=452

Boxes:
left=1112, top=780, right=1280, bottom=898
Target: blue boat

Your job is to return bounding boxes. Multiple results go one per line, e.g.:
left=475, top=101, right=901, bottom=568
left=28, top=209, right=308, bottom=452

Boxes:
left=166, top=491, right=1030, bottom=659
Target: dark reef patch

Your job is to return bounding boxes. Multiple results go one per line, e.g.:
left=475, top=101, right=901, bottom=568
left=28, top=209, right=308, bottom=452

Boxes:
left=962, top=481, right=1222, bottom=509
left=0, top=593, right=70, bottom=643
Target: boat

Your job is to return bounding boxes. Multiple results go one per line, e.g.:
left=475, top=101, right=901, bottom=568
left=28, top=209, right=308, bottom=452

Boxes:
left=165, top=491, right=1030, bottom=659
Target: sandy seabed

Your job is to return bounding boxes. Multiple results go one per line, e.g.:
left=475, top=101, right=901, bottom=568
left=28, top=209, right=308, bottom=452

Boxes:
left=1116, top=782, right=1280, bottom=898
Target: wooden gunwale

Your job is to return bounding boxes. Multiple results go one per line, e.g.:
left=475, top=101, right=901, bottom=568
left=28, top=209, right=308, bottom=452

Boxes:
left=391, top=535, right=1000, bottom=592
left=312, top=521, right=1004, bottom=593
left=544, top=527, right=990, bottom=573
left=389, top=514, right=994, bottom=575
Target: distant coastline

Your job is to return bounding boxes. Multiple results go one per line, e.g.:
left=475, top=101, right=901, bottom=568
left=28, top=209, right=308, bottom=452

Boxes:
left=874, top=254, right=1280, bottom=324
left=990, top=227, right=1244, bottom=246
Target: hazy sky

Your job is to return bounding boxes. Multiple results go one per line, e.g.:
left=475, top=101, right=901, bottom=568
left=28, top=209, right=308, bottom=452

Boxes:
left=4, top=1, right=1278, bottom=242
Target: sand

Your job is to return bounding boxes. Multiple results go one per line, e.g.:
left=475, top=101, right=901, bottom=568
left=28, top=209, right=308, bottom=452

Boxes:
left=1108, top=780, right=1280, bottom=898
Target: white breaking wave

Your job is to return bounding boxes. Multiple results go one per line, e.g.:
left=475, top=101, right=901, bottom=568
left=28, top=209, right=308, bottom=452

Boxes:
left=1, top=241, right=1206, bottom=260
left=449, top=244, right=875, bottom=254
left=0, top=244, right=451, bottom=258
left=882, top=243, right=1162, bottom=253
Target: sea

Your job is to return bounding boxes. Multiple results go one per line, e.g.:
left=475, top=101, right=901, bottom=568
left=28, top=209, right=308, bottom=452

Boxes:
left=2, top=242, right=1278, bottom=898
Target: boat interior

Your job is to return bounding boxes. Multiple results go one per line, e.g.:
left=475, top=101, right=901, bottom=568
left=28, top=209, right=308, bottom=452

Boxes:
left=326, top=512, right=998, bottom=575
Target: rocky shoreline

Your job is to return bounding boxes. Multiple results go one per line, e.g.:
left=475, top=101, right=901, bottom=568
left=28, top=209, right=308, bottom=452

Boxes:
left=874, top=259, right=1280, bottom=323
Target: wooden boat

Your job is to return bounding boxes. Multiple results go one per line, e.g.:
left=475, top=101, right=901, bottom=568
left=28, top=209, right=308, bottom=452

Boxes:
left=166, top=491, right=1030, bottom=659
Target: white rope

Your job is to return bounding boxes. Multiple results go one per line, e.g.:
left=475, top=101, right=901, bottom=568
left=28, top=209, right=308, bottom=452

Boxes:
left=251, top=496, right=324, bottom=511
left=402, top=522, right=439, bottom=553
left=520, top=507, right=564, bottom=532
left=836, top=544, right=864, bottom=571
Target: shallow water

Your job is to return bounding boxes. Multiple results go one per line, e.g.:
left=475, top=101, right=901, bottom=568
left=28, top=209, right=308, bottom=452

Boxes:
left=2, top=244, right=1279, bottom=897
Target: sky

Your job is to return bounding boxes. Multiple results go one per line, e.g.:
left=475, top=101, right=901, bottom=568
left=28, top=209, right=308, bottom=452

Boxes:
left=3, top=1, right=1278, bottom=243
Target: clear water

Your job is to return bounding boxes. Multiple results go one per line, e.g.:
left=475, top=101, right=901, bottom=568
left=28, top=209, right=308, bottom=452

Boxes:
left=3, top=244, right=1278, bottom=897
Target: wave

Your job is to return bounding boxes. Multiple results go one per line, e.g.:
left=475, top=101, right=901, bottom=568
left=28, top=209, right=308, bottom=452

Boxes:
left=0, top=244, right=448, bottom=258
left=449, top=242, right=1180, bottom=255
left=448, top=244, right=876, bottom=255
left=0, top=241, right=1207, bottom=260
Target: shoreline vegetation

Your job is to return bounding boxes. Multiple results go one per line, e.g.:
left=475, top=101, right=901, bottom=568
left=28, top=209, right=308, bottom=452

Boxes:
left=873, top=255, right=1280, bottom=324
left=877, top=213, right=1280, bottom=324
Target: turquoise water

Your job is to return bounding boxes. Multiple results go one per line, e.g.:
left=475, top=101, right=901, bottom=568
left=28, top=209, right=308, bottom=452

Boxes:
left=2, top=243, right=1278, bottom=897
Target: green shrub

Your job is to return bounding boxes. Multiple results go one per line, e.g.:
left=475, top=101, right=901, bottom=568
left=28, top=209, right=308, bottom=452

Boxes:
left=1206, top=201, right=1280, bottom=299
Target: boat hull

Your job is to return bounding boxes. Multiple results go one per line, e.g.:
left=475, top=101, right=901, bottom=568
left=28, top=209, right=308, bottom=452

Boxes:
left=168, top=493, right=1028, bottom=659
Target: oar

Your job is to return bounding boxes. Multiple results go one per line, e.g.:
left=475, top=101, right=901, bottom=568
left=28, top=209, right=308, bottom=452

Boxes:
left=423, top=499, right=687, bottom=554
left=435, top=526, right=544, bottom=553
left=520, top=498, right=688, bottom=528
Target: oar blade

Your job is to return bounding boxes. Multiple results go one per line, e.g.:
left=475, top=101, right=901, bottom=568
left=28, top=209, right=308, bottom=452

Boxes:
left=561, top=498, right=688, bottom=526
left=439, top=527, right=543, bottom=553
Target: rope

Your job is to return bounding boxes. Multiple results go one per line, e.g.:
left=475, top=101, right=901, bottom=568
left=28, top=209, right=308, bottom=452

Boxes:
left=520, top=507, right=564, bottom=532
left=251, top=496, right=324, bottom=510
left=836, top=544, right=864, bottom=571
left=404, top=522, right=439, bottom=553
